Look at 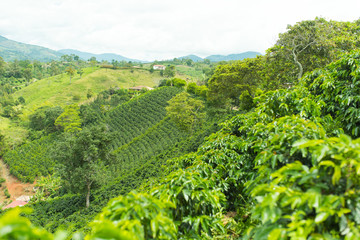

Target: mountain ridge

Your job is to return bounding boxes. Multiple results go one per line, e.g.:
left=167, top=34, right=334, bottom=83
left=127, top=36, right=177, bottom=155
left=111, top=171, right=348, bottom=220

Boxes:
left=0, top=35, right=62, bottom=62
left=0, top=35, right=261, bottom=63
left=178, top=51, right=262, bottom=62
left=58, top=49, right=145, bottom=63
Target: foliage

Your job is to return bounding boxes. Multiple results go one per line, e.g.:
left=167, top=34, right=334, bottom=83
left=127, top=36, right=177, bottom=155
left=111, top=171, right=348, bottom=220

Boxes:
left=266, top=18, right=360, bottom=85
left=5, top=18, right=360, bottom=240
left=250, top=135, right=360, bottom=239
left=88, top=192, right=177, bottom=240
left=31, top=174, right=62, bottom=202
left=302, top=50, right=360, bottom=137
left=187, top=82, right=208, bottom=99
left=0, top=208, right=60, bottom=240
left=106, top=87, right=182, bottom=149
left=3, top=135, right=56, bottom=182
left=29, top=106, right=63, bottom=134
left=113, top=117, right=188, bottom=174
left=207, top=57, right=263, bottom=107
left=87, top=89, right=93, bottom=99
left=55, top=104, right=82, bottom=133
left=163, top=65, right=176, bottom=78
left=65, top=66, right=76, bottom=83
left=166, top=78, right=186, bottom=88
left=4, top=188, right=10, bottom=198
left=53, top=125, right=114, bottom=208
left=166, top=92, right=205, bottom=131
left=23, top=88, right=218, bottom=234
left=152, top=169, right=226, bottom=238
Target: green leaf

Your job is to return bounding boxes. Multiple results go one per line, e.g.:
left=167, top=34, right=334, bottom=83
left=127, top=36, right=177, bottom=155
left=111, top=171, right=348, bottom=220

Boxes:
left=332, top=166, right=341, bottom=185
left=315, top=212, right=329, bottom=223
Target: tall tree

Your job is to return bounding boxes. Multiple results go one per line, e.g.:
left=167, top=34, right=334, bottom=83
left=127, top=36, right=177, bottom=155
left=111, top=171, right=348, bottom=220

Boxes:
left=65, top=66, right=76, bottom=83
left=77, top=69, right=84, bottom=79
left=54, top=104, right=82, bottom=133
left=266, top=18, right=360, bottom=84
left=207, top=57, right=263, bottom=108
left=53, top=125, right=114, bottom=208
left=166, top=92, right=205, bottom=132
left=164, top=65, right=176, bottom=78
left=0, top=56, right=5, bottom=76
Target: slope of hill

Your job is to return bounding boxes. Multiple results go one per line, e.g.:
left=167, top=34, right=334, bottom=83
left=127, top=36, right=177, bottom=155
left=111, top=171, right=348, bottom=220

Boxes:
left=205, top=51, right=261, bottom=61
left=58, top=49, right=144, bottom=63
left=4, top=87, right=183, bottom=182
left=177, top=52, right=262, bottom=62
left=0, top=35, right=62, bottom=62
left=178, top=54, right=203, bottom=62
left=13, top=67, right=163, bottom=116
left=4, top=86, right=191, bottom=231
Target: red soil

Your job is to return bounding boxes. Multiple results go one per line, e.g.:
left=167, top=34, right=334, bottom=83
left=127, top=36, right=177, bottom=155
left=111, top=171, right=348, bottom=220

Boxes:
left=0, top=160, right=35, bottom=205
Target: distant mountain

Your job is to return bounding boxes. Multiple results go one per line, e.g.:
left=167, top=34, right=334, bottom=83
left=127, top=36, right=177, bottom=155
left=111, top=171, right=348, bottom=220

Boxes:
left=177, top=51, right=262, bottom=63
left=0, top=34, right=261, bottom=63
left=205, top=51, right=261, bottom=62
left=178, top=54, right=203, bottom=62
left=0, top=35, right=62, bottom=62
left=58, top=49, right=145, bottom=63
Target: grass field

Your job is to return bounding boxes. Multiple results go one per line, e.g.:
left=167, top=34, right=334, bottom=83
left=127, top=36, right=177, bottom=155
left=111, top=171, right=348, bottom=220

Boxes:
left=0, top=117, right=28, bottom=147
left=175, top=65, right=205, bottom=82
left=13, top=67, right=164, bottom=116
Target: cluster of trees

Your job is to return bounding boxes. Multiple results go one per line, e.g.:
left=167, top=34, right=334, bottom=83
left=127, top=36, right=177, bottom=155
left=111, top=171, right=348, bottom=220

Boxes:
left=207, top=18, right=360, bottom=110
left=0, top=54, right=89, bottom=85
left=0, top=54, right=93, bottom=119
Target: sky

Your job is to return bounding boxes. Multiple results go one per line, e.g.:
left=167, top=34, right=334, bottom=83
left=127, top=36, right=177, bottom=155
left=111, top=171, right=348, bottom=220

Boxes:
left=0, top=0, right=359, bottom=61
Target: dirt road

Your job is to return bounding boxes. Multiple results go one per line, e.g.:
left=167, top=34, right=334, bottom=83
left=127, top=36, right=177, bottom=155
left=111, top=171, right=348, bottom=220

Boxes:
left=0, top=159, right=35, bottom=205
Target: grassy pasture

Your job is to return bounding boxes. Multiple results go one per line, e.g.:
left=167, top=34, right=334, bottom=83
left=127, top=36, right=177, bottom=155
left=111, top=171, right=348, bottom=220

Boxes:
left=13, top=67, right=164, bottom=117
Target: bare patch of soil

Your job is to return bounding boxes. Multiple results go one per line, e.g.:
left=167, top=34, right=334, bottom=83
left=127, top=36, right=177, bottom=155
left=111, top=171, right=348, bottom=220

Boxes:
left=0, top=160, right=35, bottom=207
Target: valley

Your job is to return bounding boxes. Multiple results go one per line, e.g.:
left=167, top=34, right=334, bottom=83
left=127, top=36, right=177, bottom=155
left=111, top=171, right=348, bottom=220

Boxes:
left=0, top=17, right=360, bottom=240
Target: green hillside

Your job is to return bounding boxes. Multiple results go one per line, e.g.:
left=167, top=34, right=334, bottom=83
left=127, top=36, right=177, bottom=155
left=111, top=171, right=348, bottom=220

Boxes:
left=3, top=87, right=183, bottom=182
left=0, top=35, right=62, bottom=62
left=205, top=51, right=261, bottom=62
left=3, top=85, right=217, bottom=232
left=58, top=49, right=144, bottom=63
left=14, top=67, right=163, bottom=116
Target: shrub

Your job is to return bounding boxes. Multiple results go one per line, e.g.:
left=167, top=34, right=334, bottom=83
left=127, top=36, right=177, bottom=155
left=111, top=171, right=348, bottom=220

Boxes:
left=72, top=94, right=81, bottom=101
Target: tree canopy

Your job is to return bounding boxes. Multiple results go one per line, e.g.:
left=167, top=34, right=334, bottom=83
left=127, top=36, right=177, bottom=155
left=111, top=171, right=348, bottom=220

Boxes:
left=53, top=125, right=114, bottom=208
left=166, top=92, right=205, bottom=131
left=54, top=104, right=82, bottom=133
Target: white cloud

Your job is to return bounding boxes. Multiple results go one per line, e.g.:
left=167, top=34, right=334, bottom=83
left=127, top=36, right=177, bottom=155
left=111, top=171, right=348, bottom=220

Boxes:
left=0, top=0, right=359, bottom=61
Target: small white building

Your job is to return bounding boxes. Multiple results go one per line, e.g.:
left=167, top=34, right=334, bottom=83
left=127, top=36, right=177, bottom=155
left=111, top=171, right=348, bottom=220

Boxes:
left=153, top=65, right=166, bottom=70
left=129, top=86, right=154, bottom=91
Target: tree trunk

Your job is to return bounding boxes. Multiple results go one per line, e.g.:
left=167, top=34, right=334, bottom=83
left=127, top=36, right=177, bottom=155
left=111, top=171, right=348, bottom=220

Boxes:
left=292, top=49, right=303, bottom=80
left=86, top=182, right=91, bottom=208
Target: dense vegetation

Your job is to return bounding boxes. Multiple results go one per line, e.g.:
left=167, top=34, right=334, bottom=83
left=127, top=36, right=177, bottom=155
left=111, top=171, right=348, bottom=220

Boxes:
left=1, top=17, right=360, bottom=240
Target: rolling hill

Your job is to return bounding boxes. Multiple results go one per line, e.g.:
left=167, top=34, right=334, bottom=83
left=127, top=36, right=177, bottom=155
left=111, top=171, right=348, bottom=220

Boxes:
left=0, top=35, right=62, bottom=62
left=205, top=51, right=261, bottom=61
left=13, top=67, right=164, bottom=115
left=0, top=35, right=261, bottom=63
left=178, top=54, right=204, bottom=62
left=178, top=51, right=262, bottom=62
left=58, top=49, right=145, bottom=63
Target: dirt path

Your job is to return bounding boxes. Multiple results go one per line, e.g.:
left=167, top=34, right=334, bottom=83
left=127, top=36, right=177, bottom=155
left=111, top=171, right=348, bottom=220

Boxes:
left=0, top=159, right=35, bottom=206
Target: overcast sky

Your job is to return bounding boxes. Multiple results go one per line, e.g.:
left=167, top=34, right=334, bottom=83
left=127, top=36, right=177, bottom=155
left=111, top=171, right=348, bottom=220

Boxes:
left=0, top=0, right=359, bottom=61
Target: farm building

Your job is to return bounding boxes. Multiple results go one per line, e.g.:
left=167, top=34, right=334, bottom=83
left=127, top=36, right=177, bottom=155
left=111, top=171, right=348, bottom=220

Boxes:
left=3, top=200, right=28, bottom=209
left=129, top=86, right=154, bottom=91
left=153, top=65, right=166, bottom=70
